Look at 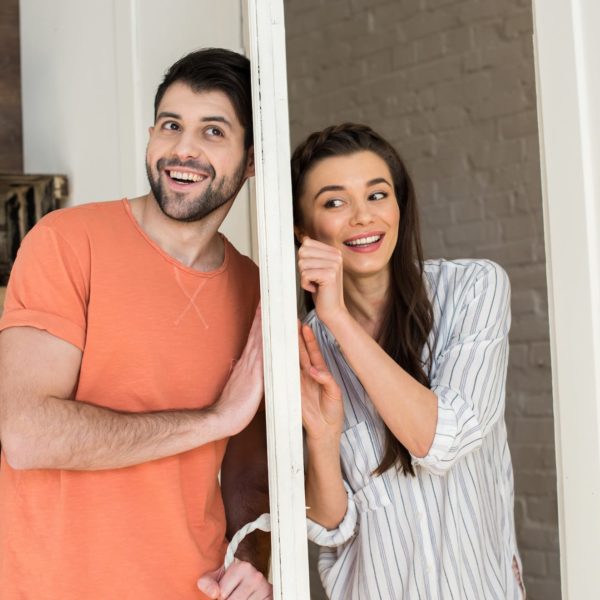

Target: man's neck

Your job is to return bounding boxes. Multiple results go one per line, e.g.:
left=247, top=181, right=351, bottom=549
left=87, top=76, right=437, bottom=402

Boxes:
left=129, top=194, right=233, bottom=272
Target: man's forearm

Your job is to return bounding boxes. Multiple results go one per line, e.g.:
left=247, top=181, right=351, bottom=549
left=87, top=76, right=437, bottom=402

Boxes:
left=4, top=394, right=222, bottom=470
left=1, top=311, right=265, bottom=471
left=221, top=411, right=271, bottom=575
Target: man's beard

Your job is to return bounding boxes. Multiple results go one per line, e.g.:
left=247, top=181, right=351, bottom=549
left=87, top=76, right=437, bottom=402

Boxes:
left=146, top=154, right=247, bottom=223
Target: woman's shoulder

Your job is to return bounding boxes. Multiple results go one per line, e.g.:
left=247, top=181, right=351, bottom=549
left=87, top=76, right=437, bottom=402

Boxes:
left=423, top=258, right=511, bottom=323
left=424, top=258, right=509, bottom=293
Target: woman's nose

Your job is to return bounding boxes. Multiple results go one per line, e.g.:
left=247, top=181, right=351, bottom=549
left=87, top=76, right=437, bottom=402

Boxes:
left=350, top=200, right=375, bottom=226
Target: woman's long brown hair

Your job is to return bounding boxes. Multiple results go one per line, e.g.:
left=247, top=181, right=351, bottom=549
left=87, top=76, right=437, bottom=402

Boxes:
left=291, top=123, right=433, bottom=476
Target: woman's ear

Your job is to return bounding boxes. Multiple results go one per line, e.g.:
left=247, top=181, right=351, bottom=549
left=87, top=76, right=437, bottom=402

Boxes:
left=293, top=226, right=306, bottom=246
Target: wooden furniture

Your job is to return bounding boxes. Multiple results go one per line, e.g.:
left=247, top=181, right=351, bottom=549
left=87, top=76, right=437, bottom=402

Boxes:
left=0, top=174, right=68, bottom=285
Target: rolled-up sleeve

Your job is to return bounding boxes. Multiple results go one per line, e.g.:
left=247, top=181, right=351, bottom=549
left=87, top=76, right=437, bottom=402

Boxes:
left=0, top=221, right=89, bottom=350
left=412, top=261, right=511, bottom=475
left=306, top=481, right=358, bottom=548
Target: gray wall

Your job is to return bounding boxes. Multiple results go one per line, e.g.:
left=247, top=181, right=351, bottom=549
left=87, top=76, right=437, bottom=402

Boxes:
left=285, top=1, right=559, bottom=598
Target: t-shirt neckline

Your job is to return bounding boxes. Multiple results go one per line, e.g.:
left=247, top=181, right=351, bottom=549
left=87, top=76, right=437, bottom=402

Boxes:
left=120, top=198, right=231, bottom=277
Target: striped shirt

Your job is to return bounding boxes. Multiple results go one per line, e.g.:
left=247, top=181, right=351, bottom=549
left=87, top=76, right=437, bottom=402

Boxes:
left=305, top=259, right=525, bottom=600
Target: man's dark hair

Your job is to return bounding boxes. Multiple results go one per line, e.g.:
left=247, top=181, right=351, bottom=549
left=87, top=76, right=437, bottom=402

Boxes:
left=154, top=48, right=253, bottom=149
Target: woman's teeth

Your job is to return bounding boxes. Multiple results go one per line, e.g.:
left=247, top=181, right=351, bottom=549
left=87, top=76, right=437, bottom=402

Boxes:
left=345, top=235, right=382, bottom=247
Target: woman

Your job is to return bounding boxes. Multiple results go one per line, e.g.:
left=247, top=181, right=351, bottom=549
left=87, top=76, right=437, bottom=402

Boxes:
left=293, top=123, right=525, bottom=599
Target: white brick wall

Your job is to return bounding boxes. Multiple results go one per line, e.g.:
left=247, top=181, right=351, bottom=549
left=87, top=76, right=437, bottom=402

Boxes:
left=285, top=0, right=560, bottom=598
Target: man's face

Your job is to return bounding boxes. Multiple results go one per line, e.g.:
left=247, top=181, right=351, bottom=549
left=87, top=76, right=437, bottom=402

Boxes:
left=146, top=82, right=253, bottom=222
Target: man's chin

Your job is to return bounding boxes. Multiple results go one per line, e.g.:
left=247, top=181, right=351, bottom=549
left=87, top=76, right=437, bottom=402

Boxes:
left=157, top=198, right=220, bottom=223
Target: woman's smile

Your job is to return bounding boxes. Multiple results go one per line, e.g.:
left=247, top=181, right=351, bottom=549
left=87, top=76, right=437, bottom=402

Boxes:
left=297, top=151, right=400, bottom=278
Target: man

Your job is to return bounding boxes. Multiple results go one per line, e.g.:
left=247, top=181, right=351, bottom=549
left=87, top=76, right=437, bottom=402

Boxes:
left=0, top=49, right=271, bottom=599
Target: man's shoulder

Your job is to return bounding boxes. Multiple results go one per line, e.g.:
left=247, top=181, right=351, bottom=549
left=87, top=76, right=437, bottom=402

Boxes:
left=38, top=199, right=127, bottom=232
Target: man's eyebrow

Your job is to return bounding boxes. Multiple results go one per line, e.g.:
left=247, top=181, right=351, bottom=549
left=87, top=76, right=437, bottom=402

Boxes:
left=154, top=113, right=233, bottom=129
left=155, top=111, right=181, bottom=122
left=201, top=115, right=232, bottom=128
left=315, top=185, right=345, bottom=200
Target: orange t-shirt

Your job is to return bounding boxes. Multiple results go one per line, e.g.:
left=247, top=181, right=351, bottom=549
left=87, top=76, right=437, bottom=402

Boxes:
left=0, top=199, right=260, bottom=599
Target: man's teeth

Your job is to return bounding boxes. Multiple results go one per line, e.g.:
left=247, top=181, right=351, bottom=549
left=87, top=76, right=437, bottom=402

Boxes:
left=168, top=170, right=205, bottom=182
left=345, top=235, right=382, bottom=247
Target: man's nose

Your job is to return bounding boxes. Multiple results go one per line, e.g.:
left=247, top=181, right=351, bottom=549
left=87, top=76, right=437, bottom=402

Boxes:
left=172, top=131, right=204, bottom=161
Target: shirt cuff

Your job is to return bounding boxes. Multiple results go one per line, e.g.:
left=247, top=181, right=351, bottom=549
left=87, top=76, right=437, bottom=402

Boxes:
left=0, top=308, right=86, bottom=351
left=411, top=386, right=463, bottom=475
left=306, top=482, right=358, bottom=548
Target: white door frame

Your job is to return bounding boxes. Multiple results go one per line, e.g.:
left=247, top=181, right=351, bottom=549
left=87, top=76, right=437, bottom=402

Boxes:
left=532, top=1, right=600, bottom=597
left=246, top=0, right=600, bottom=598
left=245, top=1, right=311, bottom=598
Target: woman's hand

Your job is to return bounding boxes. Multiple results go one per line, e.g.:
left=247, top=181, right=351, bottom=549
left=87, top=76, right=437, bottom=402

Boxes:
left=297, top=237, right=346, bottom=324
left=298, top=323, right=344, bottom=443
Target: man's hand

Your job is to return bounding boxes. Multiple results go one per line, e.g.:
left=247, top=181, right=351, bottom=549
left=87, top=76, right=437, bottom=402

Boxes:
left=211, top=306, right=264, bottom=439
left=198, top=559, right=272, bottom=600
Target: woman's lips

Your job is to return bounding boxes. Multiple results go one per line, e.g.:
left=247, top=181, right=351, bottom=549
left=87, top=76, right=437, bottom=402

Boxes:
left=343, top=232, right=385, bottom=253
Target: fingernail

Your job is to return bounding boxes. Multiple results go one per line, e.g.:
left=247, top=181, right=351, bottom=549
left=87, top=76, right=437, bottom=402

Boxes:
left=198, top=581, right=218, bottom=598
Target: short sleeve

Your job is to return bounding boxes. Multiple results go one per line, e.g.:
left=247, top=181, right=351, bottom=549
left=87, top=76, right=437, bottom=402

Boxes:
left=412, top=261, right=511, bottom=474
left=0, top=222, right=89, bottom=350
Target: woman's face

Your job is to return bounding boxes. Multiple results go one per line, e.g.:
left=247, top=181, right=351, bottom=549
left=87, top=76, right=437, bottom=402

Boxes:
left=296, top=150, right=400, bottom=279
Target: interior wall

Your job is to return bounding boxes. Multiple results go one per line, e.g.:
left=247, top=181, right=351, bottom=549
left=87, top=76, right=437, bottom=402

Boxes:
left=0, top=0, right=23, bottom=172
left=19, top=0, right=253, bottom=258
left=284, top=1, right=558, bottom=598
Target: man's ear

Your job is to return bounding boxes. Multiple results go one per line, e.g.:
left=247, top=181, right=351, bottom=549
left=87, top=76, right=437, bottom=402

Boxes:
left=244, top=147, right=255, bottom=179
left=148, top=125, right=154, bottom=136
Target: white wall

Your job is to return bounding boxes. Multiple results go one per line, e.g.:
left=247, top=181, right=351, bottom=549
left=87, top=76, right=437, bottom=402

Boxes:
left=19, top=0, right=254, bottom=257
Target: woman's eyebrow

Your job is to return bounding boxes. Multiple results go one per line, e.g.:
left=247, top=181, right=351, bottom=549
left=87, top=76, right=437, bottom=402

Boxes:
left=367, top=177, right=392, bottom=187
left=315, top=184, right=345, bottom=200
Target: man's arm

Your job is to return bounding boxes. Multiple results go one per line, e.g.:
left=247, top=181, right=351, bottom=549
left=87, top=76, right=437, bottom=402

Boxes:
left=0, top=308, right=264, bottom=470
left=221, top=409, right=270, bottom=575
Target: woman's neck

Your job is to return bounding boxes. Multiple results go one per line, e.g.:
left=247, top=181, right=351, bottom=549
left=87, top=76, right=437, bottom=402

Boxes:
left=343, top=270, right=390, bottom=339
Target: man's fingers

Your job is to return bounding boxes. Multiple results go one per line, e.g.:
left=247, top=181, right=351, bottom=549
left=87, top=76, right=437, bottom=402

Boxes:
left=197, top=569, right=222, bottom=599
left=217, top=560, right=270, bottom=599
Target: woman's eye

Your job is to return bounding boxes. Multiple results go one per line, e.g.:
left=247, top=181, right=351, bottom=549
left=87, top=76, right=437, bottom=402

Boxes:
left=324, top=198, right=344, bottom=209
left=369, top=191, right=387, bottom=201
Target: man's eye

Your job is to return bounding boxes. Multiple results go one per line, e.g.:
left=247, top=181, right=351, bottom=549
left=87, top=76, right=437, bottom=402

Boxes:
left=206, top=126, right=224, bottom=137
left=324, top=198, right=344, bottom=208
left=162, top=121, right=180, bottom=131
left=369, top=191, right=387, bottom=201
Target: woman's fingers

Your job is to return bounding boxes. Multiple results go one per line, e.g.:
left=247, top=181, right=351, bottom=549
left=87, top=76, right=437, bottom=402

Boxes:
left=309, top=366, right=341, bottom=400
left=301, top=325, right=328, bottom=371
left=299, top=268, right=338, bottom=293
left=297, top=322, right=312, bottom=371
